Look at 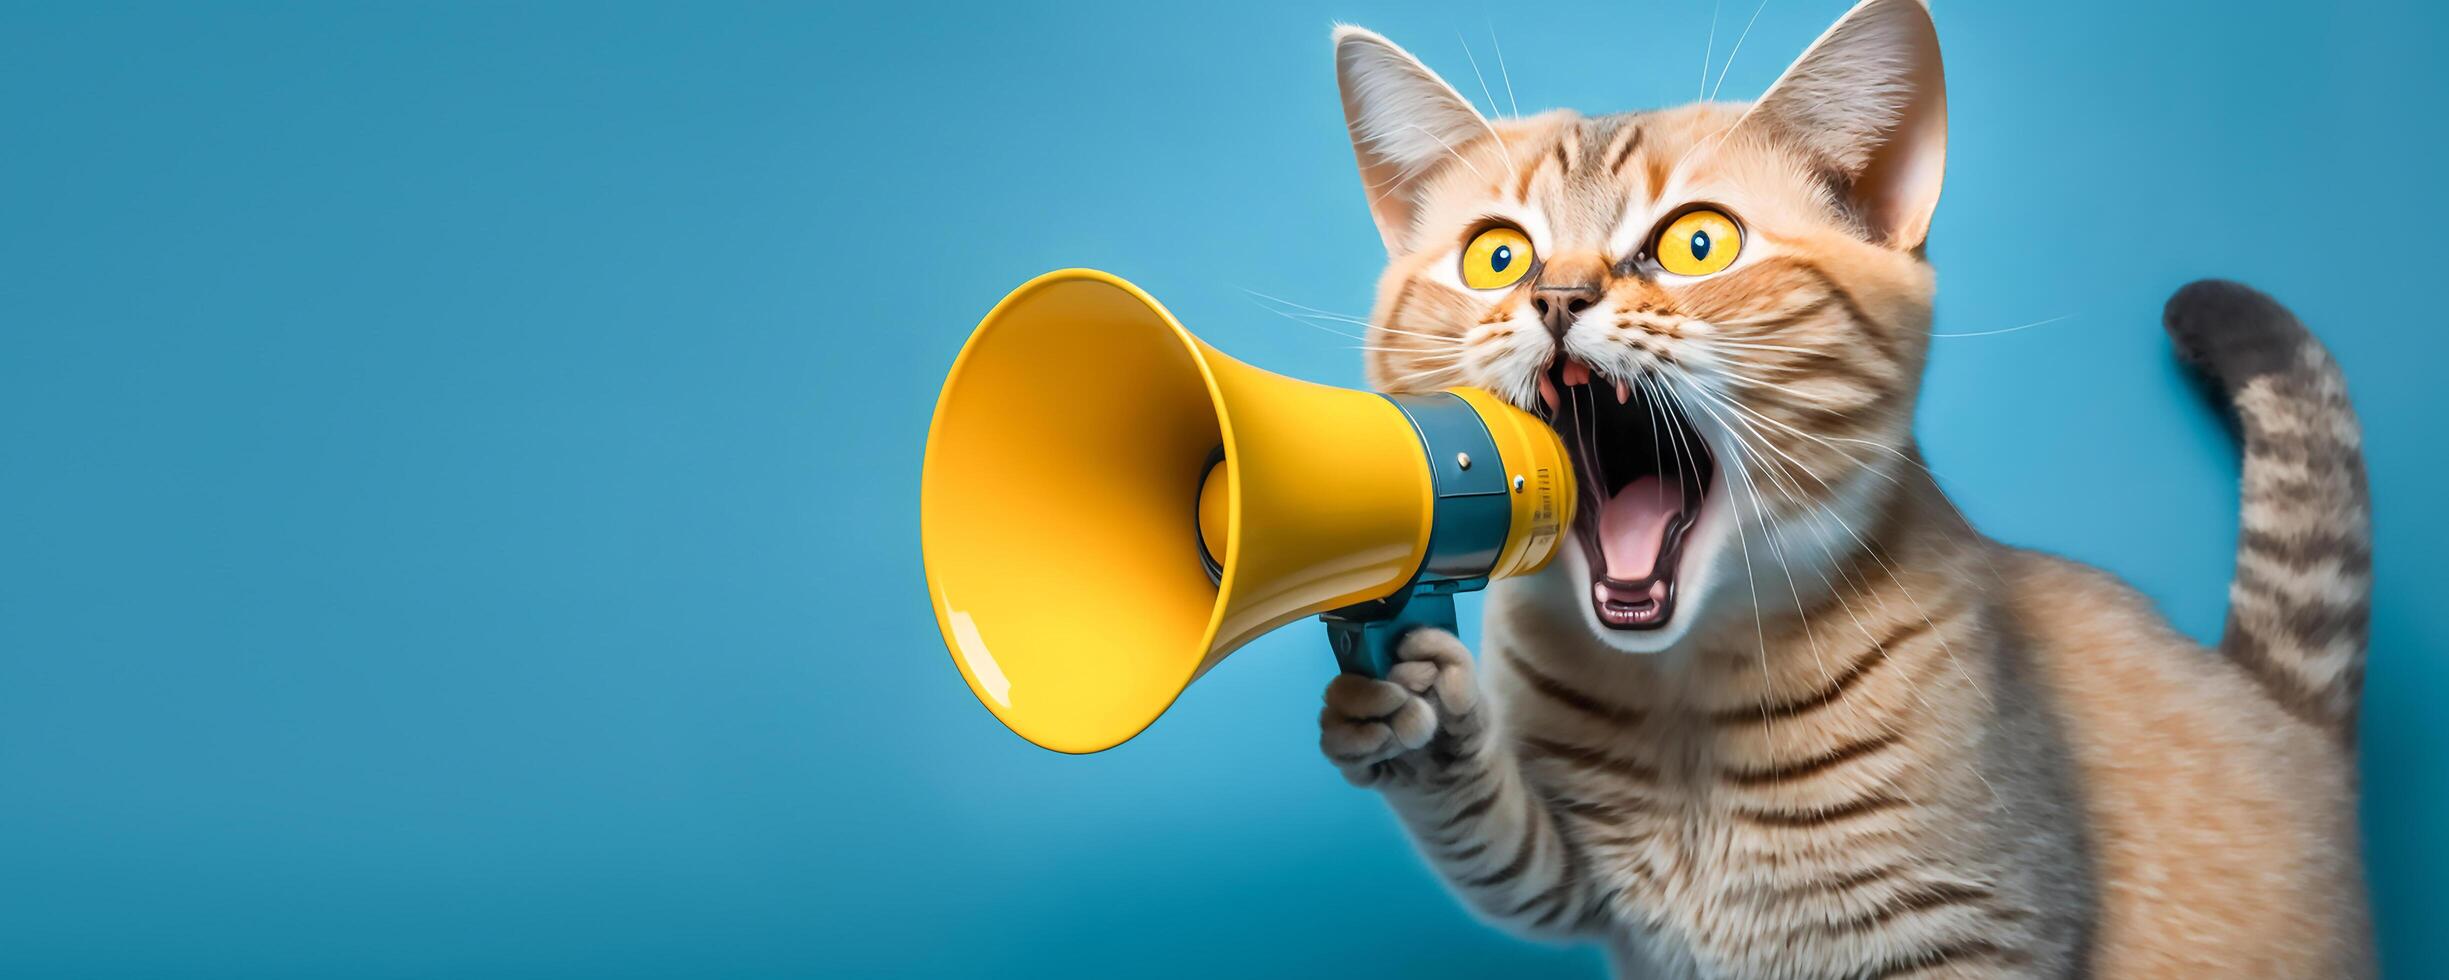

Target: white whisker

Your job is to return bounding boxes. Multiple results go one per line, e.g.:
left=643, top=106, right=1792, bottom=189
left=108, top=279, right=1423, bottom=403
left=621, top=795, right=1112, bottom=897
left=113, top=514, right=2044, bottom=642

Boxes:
left=1699, top=393, right=1979, bottom=794
left=1373, top=323, right=1471, bottom=342
left=1930, top=314, right=2076, bottom=339
left=1282, top=309, right=1374, bottom=327
left=1668, top=376, right=1993, bottom=796
left=1708, top=0, right=1773, bottom=102
left=1700, top=0, right=1722, bottom=101
left=1250, top=302, right=1365, bottom=341
left=1712, top=339, right=1822, bottom=356
left=1457, top=33, right=1502, bottom=119
left=1238, top=287, right=1365, bottom=322
left=1647, top=373, right=1775, bottom=748
left=1241, top=290, right=1469, bottom=345
left=1678, top=380, right=2006, bottom=724
left=1680, top=385, right=1852, bottom=726
left=1379, top=362, right=1467, bottom=391
left=1409, top=124, right=1493, bottom=184
left=1351, top=344, right=1464, bottom=357
left=1487, top=24, right=1520, bottom=118
left=1356, top=121, right=1519, bottom=203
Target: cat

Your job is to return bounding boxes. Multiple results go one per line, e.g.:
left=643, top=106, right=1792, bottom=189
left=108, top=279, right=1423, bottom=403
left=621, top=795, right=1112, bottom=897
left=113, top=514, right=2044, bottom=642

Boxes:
left=1314, top=1, right=2375, bottom=976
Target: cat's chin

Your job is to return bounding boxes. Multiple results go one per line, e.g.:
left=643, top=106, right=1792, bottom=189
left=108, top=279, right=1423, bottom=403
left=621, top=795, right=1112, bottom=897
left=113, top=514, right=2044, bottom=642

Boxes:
left=1500, top=477, right=1736, bottom=657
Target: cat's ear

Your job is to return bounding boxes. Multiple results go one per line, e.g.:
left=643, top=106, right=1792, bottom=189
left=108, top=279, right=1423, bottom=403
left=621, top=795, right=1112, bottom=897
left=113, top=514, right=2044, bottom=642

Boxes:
left=1735, top=0, right=1946, bottom=249
left=1334, top=26, right=1500, bottom=255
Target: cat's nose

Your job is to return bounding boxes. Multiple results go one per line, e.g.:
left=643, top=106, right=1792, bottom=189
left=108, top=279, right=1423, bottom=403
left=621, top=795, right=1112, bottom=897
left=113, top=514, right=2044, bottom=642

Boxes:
left=1532, top=253, right=1608, bottom=337
left=1533, top=282, right=1602, bottom=337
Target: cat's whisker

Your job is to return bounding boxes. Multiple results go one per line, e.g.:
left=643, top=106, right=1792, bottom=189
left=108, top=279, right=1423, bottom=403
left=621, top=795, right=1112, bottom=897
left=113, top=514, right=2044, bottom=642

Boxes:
left=1677, top=386, right=1830, bottom=713
left=1285, top=310, right=1375, bottom=328
left=1384, top=357, right=1466, bottom=376
left=1699, top=0, right=1722, bottom=101
left=1711, top=339, right=1823, bottom=356
left=1251, top=302, right=1367, bottom=342
left=1639, top=372, right=1670, bottom=512
left=1711, top=429, right=1858, bottom=751
left=1701, top=305, right=1871, bottom=331
left=1571, top=379, right=1606, bottom=504
left=1930, top=314, right=2077, bottom=339
left=1663, top=376, right=1700, bottom=499
left=1257, top=304, right=1383, bottom=331
left=1242, top=292, right=1469, bottom=351
left=1681, top=386, right=1863, bottom=626
left=1708, top=0, right=1774, bottom=102
left=1272, top=310, right=1463, bottom=343
left=1352, top=344, right=1466, bottom=358
left=1681, top=379, right=1912, bottom=508
left=1358, top=119, right=1518, bottom=187
left=1379, top=365, right=1468, bottom=392
left=1693, top=386, right=1924, bottom=499
left=1371, top=324, right=1472, bottom=343
left=1805, top=429, right=2012, bottom=589
left=1659, top=88, right=1761, bottom=186
left=1648, top=374, right=1776, bottom=748
left=1684, top=381, right=1856, bottom=500
left=1381, top=356, right=1468, bottom=379
left=1360, top=148, right=1483, bottom=209
left=1679, top=381, right=2006, bottom=723
left=1407, top=123, right=1503, bottom=185
left=1707, top=364, right=1883, bottom=421
left=1237, top=287, right=1369, bottom=323
left=1675, top=381, right=1970, bottom=789
left=1487, top=24, right=1520, bottom=118
left=1252, top=305, right=1462, bottom=345
left=1457, top=32, right=1503, bottom=119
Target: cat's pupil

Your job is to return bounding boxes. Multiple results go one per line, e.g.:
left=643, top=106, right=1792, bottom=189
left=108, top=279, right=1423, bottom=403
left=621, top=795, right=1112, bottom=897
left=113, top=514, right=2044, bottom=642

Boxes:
left=1492, top=245, right=1512, bottom=272
left=1690, top=231, right=1712, bottom=260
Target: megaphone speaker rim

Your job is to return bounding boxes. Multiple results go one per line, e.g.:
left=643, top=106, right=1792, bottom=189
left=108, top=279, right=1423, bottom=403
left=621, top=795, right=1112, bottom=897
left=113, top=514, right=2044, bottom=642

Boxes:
left=920, top=269, right=1242, bottom=753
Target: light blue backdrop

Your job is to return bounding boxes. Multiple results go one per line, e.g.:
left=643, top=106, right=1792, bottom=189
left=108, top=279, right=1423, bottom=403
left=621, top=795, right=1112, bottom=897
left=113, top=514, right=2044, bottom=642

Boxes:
left=2, top=1, right=2441, bottom=976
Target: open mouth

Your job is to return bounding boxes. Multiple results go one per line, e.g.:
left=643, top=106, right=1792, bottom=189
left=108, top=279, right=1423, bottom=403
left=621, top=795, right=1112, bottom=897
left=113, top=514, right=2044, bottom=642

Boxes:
left=1536, top=357, right=1719, bottom=630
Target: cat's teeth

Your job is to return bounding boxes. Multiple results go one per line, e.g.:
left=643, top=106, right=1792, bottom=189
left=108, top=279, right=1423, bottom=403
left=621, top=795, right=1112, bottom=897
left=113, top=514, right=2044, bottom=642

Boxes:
left=1615, top=378, right=1631, bottom=405
left=1538, top=372, right=1560, bottom=414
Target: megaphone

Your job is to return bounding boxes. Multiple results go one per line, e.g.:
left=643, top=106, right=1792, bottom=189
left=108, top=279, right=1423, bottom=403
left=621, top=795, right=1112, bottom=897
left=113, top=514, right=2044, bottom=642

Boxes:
left=921, top=270, right=1576, bottom=753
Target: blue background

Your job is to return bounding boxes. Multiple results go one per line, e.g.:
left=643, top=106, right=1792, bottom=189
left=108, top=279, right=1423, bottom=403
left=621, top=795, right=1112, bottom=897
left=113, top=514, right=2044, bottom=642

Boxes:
left=3, top=1, right=2442, bottom=975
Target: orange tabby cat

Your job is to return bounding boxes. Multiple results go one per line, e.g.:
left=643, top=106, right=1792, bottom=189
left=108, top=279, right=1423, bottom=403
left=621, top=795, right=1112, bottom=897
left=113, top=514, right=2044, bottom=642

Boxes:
left=1316, top=1, right=2375, bottom=975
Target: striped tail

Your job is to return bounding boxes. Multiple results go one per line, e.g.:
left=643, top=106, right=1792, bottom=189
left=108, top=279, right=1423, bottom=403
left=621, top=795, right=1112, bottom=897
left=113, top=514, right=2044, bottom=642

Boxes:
left=2163, top=280, right=2372, bottom=747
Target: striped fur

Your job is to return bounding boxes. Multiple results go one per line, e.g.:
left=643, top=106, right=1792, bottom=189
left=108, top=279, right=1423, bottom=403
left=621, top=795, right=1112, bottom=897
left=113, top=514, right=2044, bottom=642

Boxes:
left=1320, top=3, right=2373, bottom=976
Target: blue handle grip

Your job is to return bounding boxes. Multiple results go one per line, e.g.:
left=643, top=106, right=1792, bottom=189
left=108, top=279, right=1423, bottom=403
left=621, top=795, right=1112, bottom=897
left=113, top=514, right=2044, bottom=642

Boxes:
left=1323, top=591, right=1458, bottom=678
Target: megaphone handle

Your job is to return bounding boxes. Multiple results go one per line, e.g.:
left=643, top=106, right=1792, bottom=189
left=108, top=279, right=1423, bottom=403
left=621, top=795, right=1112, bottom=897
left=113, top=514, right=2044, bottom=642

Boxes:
left=1324, top=591, right=1459, bottom=679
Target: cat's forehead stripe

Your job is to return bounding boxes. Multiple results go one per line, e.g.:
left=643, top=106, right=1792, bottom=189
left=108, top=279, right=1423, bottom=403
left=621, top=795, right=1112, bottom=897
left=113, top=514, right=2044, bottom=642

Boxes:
left=1606, top=123, right=1645, bottom=176
left=1511, top=114, right=1662, bottom=246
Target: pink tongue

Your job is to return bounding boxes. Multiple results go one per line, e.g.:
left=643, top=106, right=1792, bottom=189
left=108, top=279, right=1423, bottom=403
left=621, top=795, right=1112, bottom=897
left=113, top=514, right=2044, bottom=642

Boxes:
left=1597, top=474, right=1687, bottom=581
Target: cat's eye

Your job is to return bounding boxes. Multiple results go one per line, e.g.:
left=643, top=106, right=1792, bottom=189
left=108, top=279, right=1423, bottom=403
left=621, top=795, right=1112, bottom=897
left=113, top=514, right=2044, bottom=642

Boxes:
left=1460, top=226, right=1535, bottom=290
left=1652, top=208, right=1742, bottom=277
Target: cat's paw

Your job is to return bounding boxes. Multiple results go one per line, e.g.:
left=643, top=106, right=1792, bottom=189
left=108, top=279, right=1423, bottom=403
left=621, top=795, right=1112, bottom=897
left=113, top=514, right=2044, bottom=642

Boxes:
left=1318, top=628, right=1481, bottom=787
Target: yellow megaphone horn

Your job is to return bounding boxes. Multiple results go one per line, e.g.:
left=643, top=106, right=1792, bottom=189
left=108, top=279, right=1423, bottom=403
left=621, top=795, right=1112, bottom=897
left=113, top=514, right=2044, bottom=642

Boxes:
left=921, top=270, right=1576, bottom=753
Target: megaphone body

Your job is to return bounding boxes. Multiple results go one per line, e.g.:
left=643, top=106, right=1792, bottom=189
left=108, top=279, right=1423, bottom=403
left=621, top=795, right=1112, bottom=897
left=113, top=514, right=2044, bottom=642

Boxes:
left=921, top=270, right=1576, bottom=753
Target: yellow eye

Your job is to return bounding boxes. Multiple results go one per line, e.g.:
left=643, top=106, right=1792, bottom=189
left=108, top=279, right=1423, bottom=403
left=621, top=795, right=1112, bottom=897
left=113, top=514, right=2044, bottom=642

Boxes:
left=1653, top=208, right=1742, bottom=277
left=1460, top=226, right=1534, bottom=290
